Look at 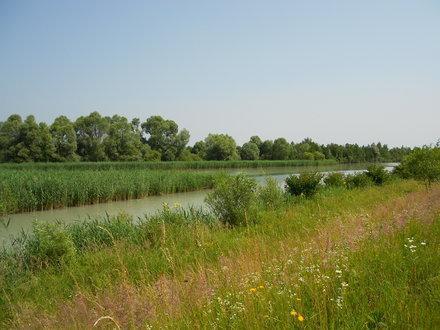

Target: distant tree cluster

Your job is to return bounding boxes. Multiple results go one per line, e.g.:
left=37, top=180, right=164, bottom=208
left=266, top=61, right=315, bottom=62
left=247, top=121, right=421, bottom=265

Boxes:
left=0, top=112, right=411, bottom=163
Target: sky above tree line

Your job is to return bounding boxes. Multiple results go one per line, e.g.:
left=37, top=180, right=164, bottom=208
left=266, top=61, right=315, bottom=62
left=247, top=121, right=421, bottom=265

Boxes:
left=1, top=0, right=439, bottom=147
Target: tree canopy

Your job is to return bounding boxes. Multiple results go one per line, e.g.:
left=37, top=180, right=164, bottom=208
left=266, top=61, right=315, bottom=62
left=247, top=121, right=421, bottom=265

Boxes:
left=0, top=112, right=414, bottom=163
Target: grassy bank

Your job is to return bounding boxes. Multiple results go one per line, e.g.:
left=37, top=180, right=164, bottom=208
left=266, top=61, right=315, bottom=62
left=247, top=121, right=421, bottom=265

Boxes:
left=0, top=159, right=337, bottom=171
left=0, top=169, right=218, bottom=214
left=1, top=179, right=439, bottom=327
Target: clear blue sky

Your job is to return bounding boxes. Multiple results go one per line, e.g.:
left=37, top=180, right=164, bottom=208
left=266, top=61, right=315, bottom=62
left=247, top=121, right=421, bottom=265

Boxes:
left=1, top=0, right=439, bottom=146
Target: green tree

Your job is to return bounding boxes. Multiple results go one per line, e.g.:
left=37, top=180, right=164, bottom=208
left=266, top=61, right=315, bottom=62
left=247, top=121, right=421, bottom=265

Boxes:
left=75, top=112, right=110, bottom=161
left=0, top=114, right=23, bottom=162
left=50, top=116, right=78, bottom=161
left=103, top=115, right=145, bottom=161
left=192, top=140, right=207, bottom=159
left=398, top=147, right=440, bottom=187
left=272, top=138, right=291, bottom=160
left=204, top=134, right=238, bottom=160
left=259, top=140, right=273, bottom=160
left=240, top=142, right=260, bottom=160
left=141, top=116, right=189, bottom=161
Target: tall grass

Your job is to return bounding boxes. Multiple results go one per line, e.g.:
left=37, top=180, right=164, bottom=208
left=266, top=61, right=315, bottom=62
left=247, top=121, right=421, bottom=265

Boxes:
left=1, top=179, right=437, bottom=328
left=0, top=159, right=337, bottom=171
left=0, top=169, right=219, bottom=214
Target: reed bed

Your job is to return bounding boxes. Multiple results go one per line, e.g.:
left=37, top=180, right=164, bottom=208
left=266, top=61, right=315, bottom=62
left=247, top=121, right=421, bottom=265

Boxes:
left=0, top=159, right=337, bottom=171
left=0, top=169, right=218, bottom=214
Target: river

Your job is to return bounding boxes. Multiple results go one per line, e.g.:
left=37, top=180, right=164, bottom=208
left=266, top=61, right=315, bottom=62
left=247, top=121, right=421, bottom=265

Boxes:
left=0, top=163, right=396, bottom=244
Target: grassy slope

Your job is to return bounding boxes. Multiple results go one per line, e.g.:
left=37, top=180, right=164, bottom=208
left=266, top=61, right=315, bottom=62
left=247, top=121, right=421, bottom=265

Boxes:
left=1, top=180, right=439, bottom=328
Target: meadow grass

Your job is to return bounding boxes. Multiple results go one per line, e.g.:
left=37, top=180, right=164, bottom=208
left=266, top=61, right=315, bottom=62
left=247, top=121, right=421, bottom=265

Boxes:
left=1, top=179, right=439, bottom=328
left=0, top=169, right=219, bottom=214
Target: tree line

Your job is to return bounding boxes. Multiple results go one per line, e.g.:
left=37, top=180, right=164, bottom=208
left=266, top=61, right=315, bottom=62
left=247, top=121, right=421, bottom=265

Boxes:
left=0, top=112, right=411, bottom=163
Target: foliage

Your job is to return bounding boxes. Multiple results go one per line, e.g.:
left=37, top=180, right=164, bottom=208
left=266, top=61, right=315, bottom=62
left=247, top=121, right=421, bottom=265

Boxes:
left=397, top=147, right=440, bottom=186
left=365, top=164, right=390, bottom=185
left=272, top=138, right=292, bottom=160
left=324, top=172, right=346, bottom=187
left=74, top=111, right=109, bottom=161
left=205, top=174, right=258, bottom=226
left=204, top=134, right=239, bottom=161
left=24, top=221, right=76, bottom=267
left=0, top=112, right=412, bottom=163
left=258, top=177, right=285, bottom=209
left=141, top=115, right=190, bottom=161
left=345, top=172, right=373, bottom=189
left=285, top=172, right=323, bottom=197
left=240, top=142, right=260, bottom=160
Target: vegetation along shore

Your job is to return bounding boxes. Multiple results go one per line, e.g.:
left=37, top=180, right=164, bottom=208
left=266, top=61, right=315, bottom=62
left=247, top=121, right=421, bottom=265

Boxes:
left=0, top=147, right=439, bottom=328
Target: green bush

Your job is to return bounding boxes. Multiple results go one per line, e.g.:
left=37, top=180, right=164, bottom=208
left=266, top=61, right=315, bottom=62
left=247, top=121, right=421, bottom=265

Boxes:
left=25, top=221, right=76, bottom=267
left=324, top=172, right=346, bottom=188
left=397, top=147, right=440, bottom=186
left=366, top=164, right=389, bottom=185
left=345, top=173, right=373, bottom=189
left=258, top=177, right=285, bottom=210
left=205, top=174, right=258, bottom=226
left=285, top=172, right=323, bottom=197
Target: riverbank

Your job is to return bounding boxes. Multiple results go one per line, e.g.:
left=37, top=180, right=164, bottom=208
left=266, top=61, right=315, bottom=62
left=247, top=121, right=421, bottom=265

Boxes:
left=1, top=179, right=439, bottom=328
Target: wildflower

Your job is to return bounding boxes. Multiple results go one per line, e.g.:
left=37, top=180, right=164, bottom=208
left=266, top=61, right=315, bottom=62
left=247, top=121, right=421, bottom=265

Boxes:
left=296, top=297, right=301, bottom=301
left=298, top=314, right=305, bottom=322
left=290, top=309, right=298, bottom=317
left=259, top=285, right=264, bottom=289
left=421, top=241, right=427, bottom=246
left=249, top=288, right=257, bottom=293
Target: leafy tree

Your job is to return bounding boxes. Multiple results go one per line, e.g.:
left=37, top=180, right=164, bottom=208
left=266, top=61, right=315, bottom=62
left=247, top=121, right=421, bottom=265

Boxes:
left=398, top=147, right=440, bottom=187
left=240, top=142, right=260, bottom=160
left=141, top=116, right=189, bottom=161
left=259, top=140, right=273, bottom=160
left=103, top=115, right=145, bottom=161
left=249, top=135, right=262, bottom=150
left=0, top=114, right=23, bottom=162
left=204, top=134, right=238, bottom=160
left=50, top=116, right=78, bottom=161
left=272, top=138, right=291, bottom=160
left=75, top=112, right=110, bottom=161
left=192, top=140, right=207, bottom=159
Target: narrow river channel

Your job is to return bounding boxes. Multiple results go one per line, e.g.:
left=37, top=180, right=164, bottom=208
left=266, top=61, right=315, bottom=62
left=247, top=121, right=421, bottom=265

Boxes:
left=0, top=164, right=396, bottom=244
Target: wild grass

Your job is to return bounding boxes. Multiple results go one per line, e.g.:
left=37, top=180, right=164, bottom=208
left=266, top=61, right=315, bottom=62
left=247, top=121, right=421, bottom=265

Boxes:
left=0, top=159, right=337, bottom=171
left=1, top=179, right=438, bottom=328
left=0, top=169, right=219, bottom=214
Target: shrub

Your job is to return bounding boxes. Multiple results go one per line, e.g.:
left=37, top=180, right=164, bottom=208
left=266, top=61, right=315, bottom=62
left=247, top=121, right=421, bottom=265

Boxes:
left=397, top=147, right=440, bottom=187
left=205, top=174, right=258, bottom=226
left=25, top=221, right=76, bottom=267
left=345, top=173, right=373, bottom=189
left=366, top=165, right=389, bottom=185
left=285, top=172, right=323, bottom=197
left=258, top=177, right=285, bottom=210
left=324, top=172, right=346, bottom=188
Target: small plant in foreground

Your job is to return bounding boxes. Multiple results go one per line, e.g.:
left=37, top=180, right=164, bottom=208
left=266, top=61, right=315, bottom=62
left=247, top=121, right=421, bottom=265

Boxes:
left=258, top=177, right=285, bottom=210
left=205, top=174, right=258, bottom=226
left=25, top=221, right=76, bottom=267
left=285, top=172, right=323, bottom=197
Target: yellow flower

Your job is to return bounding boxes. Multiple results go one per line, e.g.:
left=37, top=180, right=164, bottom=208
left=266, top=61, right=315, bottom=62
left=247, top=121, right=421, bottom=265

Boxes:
left=259, top=285, right=264, bottom=289
left=249, top=288, right=257, bottom=293
left=290, top=309, right=297, bottom=317
left=298, top=314, right=305, bottom=322
left=296, top=297, right=301, bottom=301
